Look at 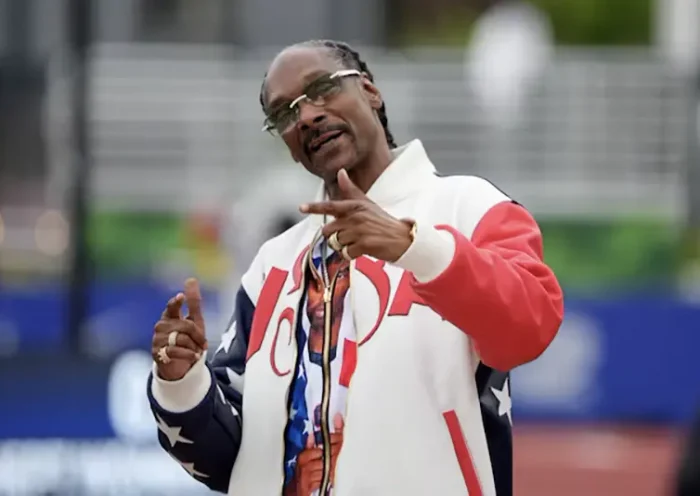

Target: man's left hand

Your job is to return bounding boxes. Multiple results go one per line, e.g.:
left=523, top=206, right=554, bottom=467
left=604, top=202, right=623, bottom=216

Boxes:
left=300, top=169, right=413, bottom=262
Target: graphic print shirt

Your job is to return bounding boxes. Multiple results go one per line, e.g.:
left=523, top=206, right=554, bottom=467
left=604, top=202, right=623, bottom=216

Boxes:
left=283, top=241, right=356, bottom=495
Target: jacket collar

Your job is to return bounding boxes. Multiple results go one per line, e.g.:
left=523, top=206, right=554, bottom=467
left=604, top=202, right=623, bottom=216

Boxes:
left=311, top=138, right=436, bottom=209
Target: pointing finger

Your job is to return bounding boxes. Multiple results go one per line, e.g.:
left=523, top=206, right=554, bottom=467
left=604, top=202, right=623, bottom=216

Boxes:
left=299, top=200, right=359, bottom=216
left=184, top=278, right=203, bottom=322
left=184, top=278, right=207, bottom=340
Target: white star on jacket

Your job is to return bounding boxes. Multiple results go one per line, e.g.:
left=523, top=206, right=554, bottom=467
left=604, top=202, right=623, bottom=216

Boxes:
left=156, top=414, right=194, bottom=448
left=303, top=422, right=312, bottom=437
left=169, top=453, right=209, bottom=479
left=216, top=320, right=237, bottom=354
left=490, top=378, right=513, bottom=426
left=215, top=385, right=240, bottom=417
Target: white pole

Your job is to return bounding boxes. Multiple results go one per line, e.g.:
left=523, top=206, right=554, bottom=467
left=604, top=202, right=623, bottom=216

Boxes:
left=655, top=0, right=700, bottom=75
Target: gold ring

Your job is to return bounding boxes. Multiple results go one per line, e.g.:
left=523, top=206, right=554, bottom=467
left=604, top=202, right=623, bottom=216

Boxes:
left=328, top=232, right=342, bottom=252
left=168, top=331, right=179, bottom=347
left=157, top=346, right=171, bottom=364
left=341, top=245, right=352, bottom=261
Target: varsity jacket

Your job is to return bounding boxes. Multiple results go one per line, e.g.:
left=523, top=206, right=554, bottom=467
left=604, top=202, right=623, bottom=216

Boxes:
left=147, top=139, right=564, bottom=495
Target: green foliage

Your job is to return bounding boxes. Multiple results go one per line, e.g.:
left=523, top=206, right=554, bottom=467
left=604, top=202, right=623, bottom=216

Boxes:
left=88, top=211, right=184, bottom=278
left=396, top=0, right=653, bottom=47
left=88, top=210, right=683, bottom=294
left=530, top=0, right=652, bottom=45
left=539, top=218, right=681, bottom=294
left=395, top=6, right=480, bottom=46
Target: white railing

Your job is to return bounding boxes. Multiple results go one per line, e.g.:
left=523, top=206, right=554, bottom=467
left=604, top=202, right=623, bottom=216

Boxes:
left=47, top=43, right=694, bottom=219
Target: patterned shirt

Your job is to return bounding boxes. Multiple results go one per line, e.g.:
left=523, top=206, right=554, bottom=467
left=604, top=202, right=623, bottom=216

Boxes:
left=283, top=241, right=355, bottom=495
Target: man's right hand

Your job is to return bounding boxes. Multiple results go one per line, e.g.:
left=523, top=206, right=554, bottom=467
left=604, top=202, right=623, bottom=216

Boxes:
left=152, top=278, right=209, bottom=381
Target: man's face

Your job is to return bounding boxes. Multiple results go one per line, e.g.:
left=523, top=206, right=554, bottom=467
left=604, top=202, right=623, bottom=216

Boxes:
left=262, top=46, right=384, bottom=184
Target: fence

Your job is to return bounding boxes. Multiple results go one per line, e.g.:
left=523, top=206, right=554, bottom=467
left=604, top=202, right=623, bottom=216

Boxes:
left=43, top=43, right=695, bottom=220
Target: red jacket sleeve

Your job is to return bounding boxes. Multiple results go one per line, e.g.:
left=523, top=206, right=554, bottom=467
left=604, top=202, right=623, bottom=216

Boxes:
left=407, top=201, right=563, bottom=371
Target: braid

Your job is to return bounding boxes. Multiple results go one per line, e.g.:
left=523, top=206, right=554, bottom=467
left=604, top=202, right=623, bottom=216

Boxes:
left=259, top=40, right=397, bottom=149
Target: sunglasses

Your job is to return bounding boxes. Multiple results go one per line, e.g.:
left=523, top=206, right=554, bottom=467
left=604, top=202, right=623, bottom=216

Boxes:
left=262, top=69, right=361, bottom=135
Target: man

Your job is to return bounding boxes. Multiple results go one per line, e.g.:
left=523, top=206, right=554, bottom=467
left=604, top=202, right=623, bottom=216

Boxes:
left=146, top=40, right=564, bottom=496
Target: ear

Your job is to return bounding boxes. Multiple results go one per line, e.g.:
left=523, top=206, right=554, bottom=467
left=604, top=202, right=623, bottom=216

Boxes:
left=360, top=76, right=383, bottom=111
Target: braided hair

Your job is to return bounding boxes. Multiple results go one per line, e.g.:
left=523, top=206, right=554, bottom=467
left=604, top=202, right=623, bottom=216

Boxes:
left=259, top=40, right=397, bottom=149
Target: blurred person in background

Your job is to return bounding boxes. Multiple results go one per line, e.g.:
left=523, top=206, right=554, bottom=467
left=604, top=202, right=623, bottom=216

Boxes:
left=676, top=408, right=700, bottom=495
left=465, top=0, right=553, bottom=130
left=224, top=165, right=320, bottom=282
left=145, top=40, right=564, bottom=496
left=216, top=165, right=318, bottom=343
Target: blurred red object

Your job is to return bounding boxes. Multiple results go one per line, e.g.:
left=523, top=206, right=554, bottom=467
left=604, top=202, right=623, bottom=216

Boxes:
left=514, top=425, right=683, bottom=496
left=187, top=211, right=222, bottom=245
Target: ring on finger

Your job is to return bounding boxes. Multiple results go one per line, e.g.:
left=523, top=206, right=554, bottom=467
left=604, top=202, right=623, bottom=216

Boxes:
left=341, top=245, right=353, bottom=261
left=168, top=330, right=179, bottom=347
left=328, top=231, right=343, bottom=252
left=157, top=346, right=171, bottom=364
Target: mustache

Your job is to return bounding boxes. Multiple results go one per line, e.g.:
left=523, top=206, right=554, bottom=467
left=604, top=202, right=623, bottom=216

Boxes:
left=303, top=124, right=349, bottom=152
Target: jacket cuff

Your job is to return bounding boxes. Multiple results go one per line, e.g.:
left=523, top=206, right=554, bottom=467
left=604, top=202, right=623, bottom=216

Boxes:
left=394, top=224, right=455, bottom=282
left=150, top=354, right=212, bottom=413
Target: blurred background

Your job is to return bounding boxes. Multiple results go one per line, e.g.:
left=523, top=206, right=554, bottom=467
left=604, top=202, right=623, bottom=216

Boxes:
left=0, top=0, right=699, bottom=494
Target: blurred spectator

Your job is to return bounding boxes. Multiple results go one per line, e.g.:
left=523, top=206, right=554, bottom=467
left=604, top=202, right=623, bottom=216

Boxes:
left=224, top=161, right=318, bottom=283
left=676, top=409, right=700, bottom=495
left=655, top=0, right=700, bottom=76
left=215, top=162, right=318, bottom=339
left=465, top=0, right=553, bottom=129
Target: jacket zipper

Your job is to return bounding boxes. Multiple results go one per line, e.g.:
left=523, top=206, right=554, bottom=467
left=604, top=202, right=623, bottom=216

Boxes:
left=287, top=224, right=342, bottom=495
left=319, top=249, right=342, bottom=495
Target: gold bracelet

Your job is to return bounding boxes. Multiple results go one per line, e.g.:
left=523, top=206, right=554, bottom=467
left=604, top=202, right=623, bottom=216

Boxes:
left=402, top=219, right=417, bottom=243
